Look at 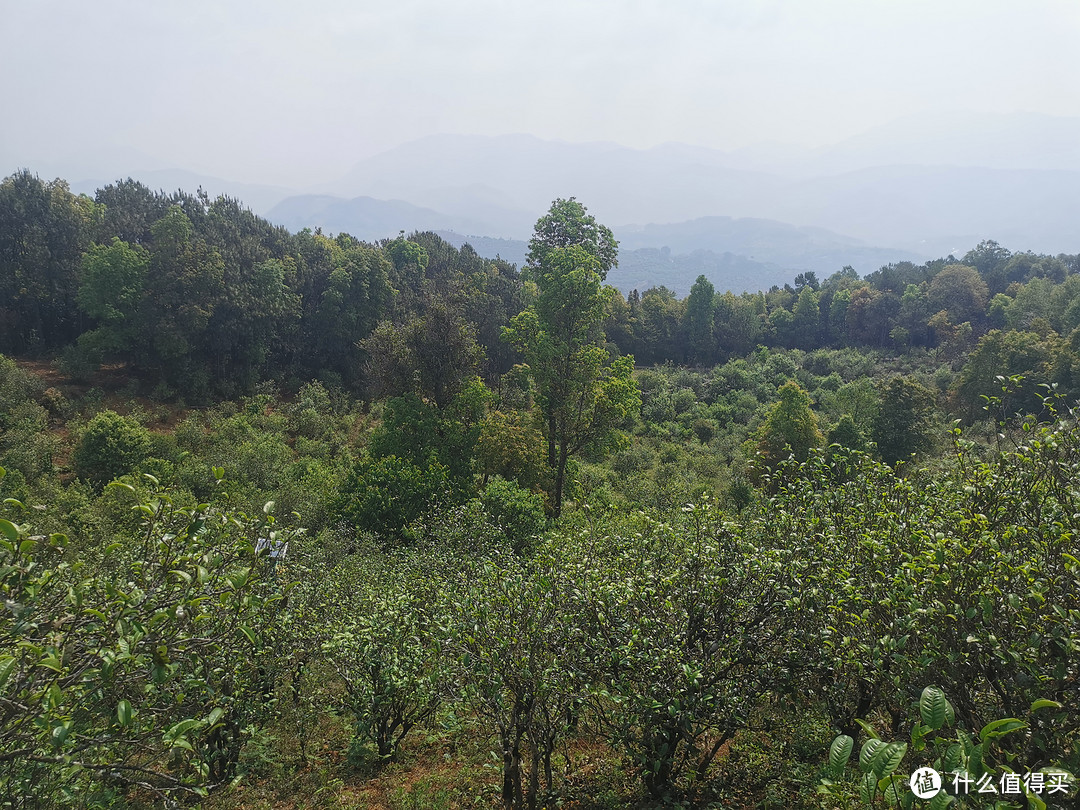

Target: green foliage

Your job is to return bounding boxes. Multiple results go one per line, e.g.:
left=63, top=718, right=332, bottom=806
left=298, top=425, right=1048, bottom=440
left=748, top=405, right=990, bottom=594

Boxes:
left=928, top=263, right=989, bottom=325
left=333, top=455, right=451, bottom=544
left=682, top=274, right=717, bottom=364
left=76, top=237, right=149, bottom=359
left=450, top=549, right=581, bottom=810
left=320, top=551, right=446, bottom=763
left=72, top=410, right=152, bottom=487
left=828, top=413, right=865, bottom=452
left=0, top=474, right=298, bottom=806
left=570, top=500, right=804, bottom=802
left=478, top=477, right=546, bottom=553
left=955, top=330, right=1056, bottom=420
left=507, top=202, right=640, bottom=515
left=754, top=380, right=824, bottom=469
left=370, top=383, right=490, bottom=489
left=525, top=197, right=618, bottom=280
left=871, top=375, right=936, bottom=465
left=0, top=172, right=101, bottom=354
left=475, top=408, right=546, bottom=490
left=822, top=688, right=1076, bottom=808
left=362, top=301, right=484, bottom=408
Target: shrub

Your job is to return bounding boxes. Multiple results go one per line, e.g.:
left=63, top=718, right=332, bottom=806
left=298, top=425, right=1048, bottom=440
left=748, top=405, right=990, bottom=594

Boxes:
left=333, top=455, right=451, bottom=544
left=479, top=477, right=546, bottom=553
left=72, top=410, right=152, bottom=487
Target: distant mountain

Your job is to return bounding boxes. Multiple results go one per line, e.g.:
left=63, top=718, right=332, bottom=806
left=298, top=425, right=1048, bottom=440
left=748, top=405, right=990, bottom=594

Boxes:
left=322, top=126, right=1080, bottom=258
left=64, top=169, right=298, bottom=215
left=264, top=195, right=495, bottom=241
left=436, top=215, right=926, bottom=296
left=777, top=164, right=1080, bottom=256
left=614, top=216, right=925, bottom=274
left=327, top=133, right=783, bottom=230
left=435, top=232, right=530, bottom=268
left=787, top=111, right=1080, bottom=177
left=435, top=229, right=789, bottom=295
left=613, top=249, right=791, bottom=297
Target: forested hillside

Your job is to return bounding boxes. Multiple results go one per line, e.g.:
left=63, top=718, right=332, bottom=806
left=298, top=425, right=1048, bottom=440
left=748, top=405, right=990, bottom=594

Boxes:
left=1, top=170, right=1077, bottom=808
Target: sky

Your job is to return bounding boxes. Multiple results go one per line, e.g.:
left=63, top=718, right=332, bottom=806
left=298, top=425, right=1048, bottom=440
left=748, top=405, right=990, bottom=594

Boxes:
left=3, top=0, right=1079, bottom=188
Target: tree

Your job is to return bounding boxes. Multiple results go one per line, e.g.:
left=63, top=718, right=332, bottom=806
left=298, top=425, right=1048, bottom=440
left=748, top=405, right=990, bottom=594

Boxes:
left=754, top=380, right=824, bottom=470
left=0, top=172, right=101, bottom=354
left=506, top=201, right=639, bottom=517
left=525, top=197, right=618, bottom=279
left=76, top=237, right=150, bottom=360
left=713, top=292, right=762, bottom=357
left=955, top=330, right=1056, bottom=421
left=927, top=264, right=989, bottom=326
left=871, top=376, right=936, bottom=465
left=792, top=287, right=821, bottom=349
left=333, top=455, right=452, bottom=544
left=682, top=275, right=716, bottom=364
left=141, top=206, right=226, bottom=395
left=0, top=471, right=294, bottom=805
left=362, top=300, right=484, bottom=408
left=73, top=410, right=152, bottom=488
left=302, top=232, right=395, bottom=387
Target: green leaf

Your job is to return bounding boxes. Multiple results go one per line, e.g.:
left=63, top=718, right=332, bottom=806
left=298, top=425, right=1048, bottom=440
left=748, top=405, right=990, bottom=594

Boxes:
left=829, top=734, right=854, bottom=773
left=1030, top=699, right=1063, bottom=713
left=228, top=567, right=251, bottom=590
left=117, top=700, right=133, bottom=726
left=0, top=518, right=19, bottom=543
left=237, top=625, right=257, bottom=646
left=929, top=791, right=954, bottom=809
left=859, top=770, right=878, bottom=804
left=51, top=722, right=72, bottom=750
left=170, top=569, right=192, bottom=585
left=854, top=718, right=880, bottom=740
left=979, top=718, right=1026, bottom=743
left=873, top=741, right=907, bottom=778
left=920, top=685, right=948, bottom=731
left=860, top=738, right=886, bottom=772
left=943, top=743, right=963, bottom=772
left=164, top=718, right=201, bottom=743
left=206, top=707, right=225, bottom=727
left=877, top=774, right=907, bottom=804
left=1024, top=787, right=1047, bottom=810
left=0, top=656, right=16, bottom=690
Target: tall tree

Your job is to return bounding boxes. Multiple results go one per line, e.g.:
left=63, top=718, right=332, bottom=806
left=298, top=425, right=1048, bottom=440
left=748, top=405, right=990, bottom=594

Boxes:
left=76, top=237, right=149, bottom=359
left=682, top=274, right=716, bottom=364
left=0, top=172, right=101, bottom=353
left=506, top=201, right=639, bottom=516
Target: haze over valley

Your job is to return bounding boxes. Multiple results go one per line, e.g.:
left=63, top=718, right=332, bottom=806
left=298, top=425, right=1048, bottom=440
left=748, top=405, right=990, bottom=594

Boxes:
left=6, top=1, right=1079, bottom=294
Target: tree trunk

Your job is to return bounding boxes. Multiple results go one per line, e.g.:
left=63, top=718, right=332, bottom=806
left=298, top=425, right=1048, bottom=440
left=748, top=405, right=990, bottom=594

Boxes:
left=553, top=443, right=569, bottom=518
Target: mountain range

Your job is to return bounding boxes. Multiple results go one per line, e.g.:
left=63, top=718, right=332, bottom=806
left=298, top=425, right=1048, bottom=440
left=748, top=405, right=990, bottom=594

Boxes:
left=9, top=111, right=1079, bottom=295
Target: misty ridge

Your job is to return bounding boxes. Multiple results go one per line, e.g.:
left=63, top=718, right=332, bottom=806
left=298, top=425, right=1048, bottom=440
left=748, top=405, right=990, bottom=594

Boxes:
left=40, top=110, right=1080, bottom=296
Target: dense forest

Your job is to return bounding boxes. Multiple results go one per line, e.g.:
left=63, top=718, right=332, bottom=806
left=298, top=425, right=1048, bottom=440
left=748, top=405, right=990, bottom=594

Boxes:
left=0, top=170, right=1077, bottom=809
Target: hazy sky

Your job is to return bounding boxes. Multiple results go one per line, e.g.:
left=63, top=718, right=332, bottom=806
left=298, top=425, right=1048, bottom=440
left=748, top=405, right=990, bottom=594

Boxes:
left=3, top=0, right=1079, bottom=187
